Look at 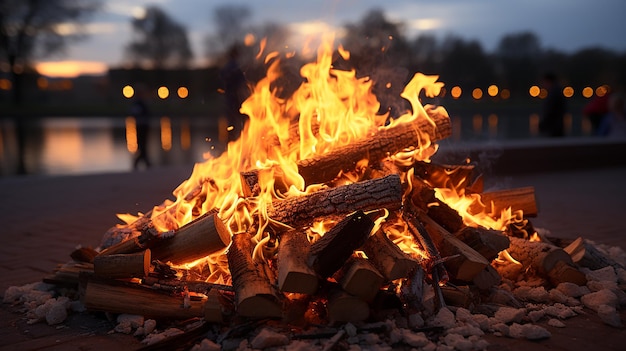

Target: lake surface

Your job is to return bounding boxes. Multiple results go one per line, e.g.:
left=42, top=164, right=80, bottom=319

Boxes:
left=0, top=110, right=593, bottom=177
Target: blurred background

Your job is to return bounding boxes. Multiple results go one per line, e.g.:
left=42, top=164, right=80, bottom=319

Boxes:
left=1, top=0, right=625, bottom=176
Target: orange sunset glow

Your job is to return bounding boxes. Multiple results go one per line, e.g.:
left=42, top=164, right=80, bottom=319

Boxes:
left=35, top=61, right=108, bottom=78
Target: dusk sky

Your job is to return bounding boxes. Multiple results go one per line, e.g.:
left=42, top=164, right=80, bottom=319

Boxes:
left=36, top=0, right=626, bottom=77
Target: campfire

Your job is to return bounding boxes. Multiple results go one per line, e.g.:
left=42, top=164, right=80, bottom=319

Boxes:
left=5, top=35, right=625, bottom=350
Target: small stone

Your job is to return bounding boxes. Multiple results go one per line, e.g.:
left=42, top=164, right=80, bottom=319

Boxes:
left=581, top=289, right=618, bottom=311
left=527, top=310, right=545, bottom=323
left=143, top=319, right=157, bottom=334
left=45, top=303, right=68, bottom=325
left=408, top=312, right=425, bottom=329
left=117, top=314, right=144, bottom=329
left=344, top=322, right=357, bottom=337
left=190, top=338, right=221, bottom=351
left=585, top=266, right=617, bottom=283
left=447, top=325, right=484, bottom=337
left=401, top=330, right=429, bottom=348
left=509, top=323, right=551, bottom=340
left=442, top=333, right=473, bottom=351
left=430, top=307, right=456, bottom=328
left=547, top=319, right=566, bottom=328
left=250, top=328, right=289, bottom=349
left=597, top=304, right=622, bottom=327
left=548, top=288, right=568, bottom=304
left=556, top=282, right=590, bottom=298
left=494, top=307, right=525, bottom=324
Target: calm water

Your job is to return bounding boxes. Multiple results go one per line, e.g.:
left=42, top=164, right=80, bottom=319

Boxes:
left=0, top=111, right=592, bottom=177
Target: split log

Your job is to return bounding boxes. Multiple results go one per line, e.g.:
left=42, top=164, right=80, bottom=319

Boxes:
left=409, top=177, right=464, bottom=234
left=564, top=237, right=625, bottom=270
left=149, top=212, right=231, bottom=265
left=441, top=285, right=475, bottom=308
left=277, top=229, right=318, bottom=294
left=93, top=250, right=151, bottom=279
left=83, top=277, right=205, bottom=320
left=307, top=211, right=375, bottom=278
left=407, top=206, right=489, bottom=282
left=268, top=174, right=402, bottom=227
left=326, top=285, right=370, bottom=323
left=240, top=170, right=260, bottom=197
left=472, top=265, right=502, bottom=291
left=334, top=257, right=384, bottom=302
left=70, top=247, right=98, bottom=264
left=297, top=111, right=451, bottom=185
left=361, top=229, right=420, bottom=281
left=43, top=262, right=93, bottom=286
left=227, top=232, right=282, bottom=318
left=203, top=289, right=232, bottom=323
left=412, top=161, right=475, bottom=190
left=470, top=186, right=538, bottom=218
left=399, top=265, right=425, bottom=312
left=454, top=226, right=510, bottom=261
left=507, top=237, right=587, bottom=286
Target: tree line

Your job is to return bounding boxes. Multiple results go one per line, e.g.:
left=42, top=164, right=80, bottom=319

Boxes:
left=2, top=1, right=625, bottom=106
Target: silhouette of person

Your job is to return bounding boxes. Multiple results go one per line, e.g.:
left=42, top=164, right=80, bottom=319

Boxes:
left=597, top=93, right=626, bottom=138
left=131, top=85, right=151, bottom=170
left=539, top=72, right=567, bottom=137
left=219, top=45, right=249, bottom=141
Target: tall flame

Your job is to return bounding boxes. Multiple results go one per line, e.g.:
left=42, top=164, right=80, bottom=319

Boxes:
left=121, top=34, right=517, bottom=282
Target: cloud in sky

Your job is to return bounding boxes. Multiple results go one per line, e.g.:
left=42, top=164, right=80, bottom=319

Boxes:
left=41, top=0, right=626, bottom=76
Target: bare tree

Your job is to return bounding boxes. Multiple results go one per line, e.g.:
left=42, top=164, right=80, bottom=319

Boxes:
left=0, top=0, right=101, bottom=104
left=125, top=5, right=193, bottom=69
left=205, top=4, right=251, bottom=62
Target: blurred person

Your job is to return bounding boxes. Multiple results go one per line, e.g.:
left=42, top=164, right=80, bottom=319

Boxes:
left=131, top=85, right=151, bottom=170
left=597, top=93, right=626, bottom=138
left=539, top=72, right=567, bottom=137
left=219, top=45, right=249, bottom=141
left=583, top=91, right=611, bottom=135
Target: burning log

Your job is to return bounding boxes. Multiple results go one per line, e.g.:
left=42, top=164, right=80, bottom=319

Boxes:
left=409, top=176, right=465, bottom=234
left=412, top=161, right=476, bottom=190
left=307, top=211, right=375, bottom=278
left=406, top=204, right=489, bottom=282
left=227, top=232, right=282, bottom=318
left=469, top=186, right=538, bottom=217
left=334, top=257, right=384, bottom=302
left=564, top=237, right=625, bottom=270
left=277, top=229, right=318, bottom=294
left=297, top=112, right=451, bottom=185
left=507, top=236, right=587, bottom=286
left=150, top=212, right=231, bottom=265
left=361, top=229, right=420, bottom=281
left=83, top=276, right=206, bottom=320
left=268, top=174, right=402, bottom=227
left=454, top=226, right=510, bottom=262
left=93, top=250, right=151, bottom=279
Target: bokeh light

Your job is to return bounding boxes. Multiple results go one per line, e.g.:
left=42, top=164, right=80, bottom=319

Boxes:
left=158, top=86, right=169, bottom=99
left=487, top=84, right=498, bottom=97
left=500, top=89, right=511, bottom=99
left=529, top=85, right=540, bottom=97
left=122, top=85, right=134, bottom=98
left=177, top=86, right=189, bottom=99
left=563, top=86, right=574, bottom=98
left=582, top=86, right=594, bottom=98
left=472, top=88, right=483, bottom=100
left=450, top=86, right=462, bottom=99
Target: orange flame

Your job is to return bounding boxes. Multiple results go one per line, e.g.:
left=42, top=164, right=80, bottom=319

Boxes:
left=119, top=34, right=493, bottom=282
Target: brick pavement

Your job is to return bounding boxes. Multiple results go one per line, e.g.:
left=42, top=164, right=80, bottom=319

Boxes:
left=1, top=161, right=625, bottom=350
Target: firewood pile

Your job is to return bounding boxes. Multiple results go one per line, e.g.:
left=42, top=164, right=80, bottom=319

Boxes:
left=4, top=39, right=626, bottom=350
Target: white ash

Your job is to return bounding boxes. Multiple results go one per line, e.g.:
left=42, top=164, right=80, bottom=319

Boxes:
left=429, top=307, right=456, bottom=328
left=114, top=314, right=145, bottom=334
left=584, top=266, right=618, bottom=283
